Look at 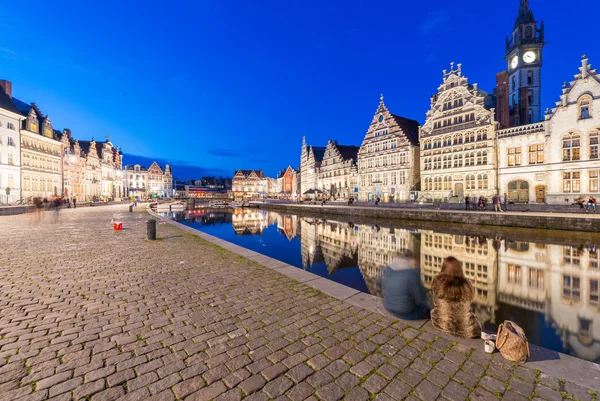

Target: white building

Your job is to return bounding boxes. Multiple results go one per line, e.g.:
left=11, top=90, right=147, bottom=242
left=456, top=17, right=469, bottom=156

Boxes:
left=357, top=95, right=420, bottom=202
left=319, top=140, right=359, bottom=200
left=497, top=56, right=600, bottom=204
left=124, top=164, right=148, bottom=198
left=420, top=63, right=497, bottom=202
left=0, top=81, right=23, bottom=204
left=299, top=137, right=326, bottom=198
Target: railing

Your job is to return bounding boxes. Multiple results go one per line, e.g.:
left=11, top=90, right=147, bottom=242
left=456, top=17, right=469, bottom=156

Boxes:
left=497, top=122, right=545, bottom=138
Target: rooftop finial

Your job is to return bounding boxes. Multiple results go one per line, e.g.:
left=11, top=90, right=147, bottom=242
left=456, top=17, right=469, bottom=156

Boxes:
left=380, top=93, right=384, bottom=103
left=105, top=135, right=110, bottom=142
left=515, top=0, right=535, bottom=27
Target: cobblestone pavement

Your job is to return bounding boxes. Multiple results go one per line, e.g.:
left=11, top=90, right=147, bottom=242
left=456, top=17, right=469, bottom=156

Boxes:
left=0, top=206, right=597, bottom=401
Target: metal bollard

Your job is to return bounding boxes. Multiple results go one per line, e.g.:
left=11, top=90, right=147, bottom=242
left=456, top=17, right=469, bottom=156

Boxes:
left=129, top=204, right=133, bottom=213
left=147, top=219, right=156, bottom=240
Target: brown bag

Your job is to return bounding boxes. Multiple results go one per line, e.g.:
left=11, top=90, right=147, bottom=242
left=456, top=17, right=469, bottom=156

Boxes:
left=496, top=320, right=530, bottom=363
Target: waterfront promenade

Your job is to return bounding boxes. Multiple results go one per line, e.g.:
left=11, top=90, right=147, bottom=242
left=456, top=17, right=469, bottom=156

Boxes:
left=0, top=206, right=598, bottom=401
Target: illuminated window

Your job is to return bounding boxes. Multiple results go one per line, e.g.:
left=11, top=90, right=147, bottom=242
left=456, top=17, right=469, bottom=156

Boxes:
left=563, top=172, right=580, bottom=193
left=528, top=144, right=544, bottom=164
left=466, top=174, right=476, bottom=190
left=30, top=123, right=38, bottom=133
left=508, top=264, right=522, bottom=284
left=508, top=147, right=521, bottom=166
left=528, top=269, right=545, bottom=289
left=590, top=170, right=599, bottom=192
left=563, top=133, right=581, bottom=161
left=443, top=176, right=452, bottom=190
left=590, top=132, right=599, bottom=159
left=563, top=275, right=581, bottom=302
left=580, top=98, right=591, bottom=119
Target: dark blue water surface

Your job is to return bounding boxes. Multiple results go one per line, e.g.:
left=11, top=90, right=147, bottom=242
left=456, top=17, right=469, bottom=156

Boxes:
left=164, top=207, right=600, bottom=363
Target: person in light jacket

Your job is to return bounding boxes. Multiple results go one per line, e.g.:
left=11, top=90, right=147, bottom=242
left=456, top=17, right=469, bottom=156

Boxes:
left=431, top=256, right=482, bottom=339
left=381, top=252, right=430, bottom=320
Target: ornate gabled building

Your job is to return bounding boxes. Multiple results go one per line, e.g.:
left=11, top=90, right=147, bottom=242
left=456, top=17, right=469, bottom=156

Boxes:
left=13, top=98, right=63, bottom=200
left=497, top=56, right=600, bottom=204
left=357, top=95, right=420, bottom=202
left=276, top=166, right=297, bottom=199
left=232, top=169, right=267, bottom=198
left=77, top=138, right=124, bottom=201
left=60, top=129, right=87, bottom=201
left=319, top=140, right=359, bottom=200
left=0, top=80, right=23, bottom=204
left=299, top=137, right=326, bottom=197
left=420, top=63, right=497, bottom=202
left=147, top=161, right=171, bottom=198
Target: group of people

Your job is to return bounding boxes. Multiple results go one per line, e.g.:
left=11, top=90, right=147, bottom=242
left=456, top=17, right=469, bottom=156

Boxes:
left=576, top=195, right=597, bottom=212
left=382, top=253, right=481, bottom=339
left=31, top=196, right=77, bottom=222
left=465, top=193, right=509, bottom=212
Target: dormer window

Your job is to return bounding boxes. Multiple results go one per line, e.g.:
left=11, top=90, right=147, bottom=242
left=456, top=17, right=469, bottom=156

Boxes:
left=30, top=122, right=38, bottom=133
left=45, top=128, right=52, bottom=138
left=580, top=98, right=591, bottom=119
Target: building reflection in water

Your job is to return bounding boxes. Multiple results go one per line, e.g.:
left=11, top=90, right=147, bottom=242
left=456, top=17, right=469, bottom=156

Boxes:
left=290, top=215, right=600, bottom=363
left=172, top=208, right=600, bottom=362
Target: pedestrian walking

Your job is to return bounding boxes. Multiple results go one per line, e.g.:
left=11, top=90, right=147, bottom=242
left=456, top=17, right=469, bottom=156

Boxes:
left=375, top=196, right=380, bottom=206
left=465, top=196, right=470, bottom=211
left=586, top=195, right=597, bottom=212
left=33, top=197, right=43, bottom=222
left=72, top=196, right=77, bottom=209
left=503, top=193, right=509, bottom=211
left=52, top=197, right=61, bottom=222
left=493, top=194, right=502, bottom=212
left=478, top=196, right=484, bottom=211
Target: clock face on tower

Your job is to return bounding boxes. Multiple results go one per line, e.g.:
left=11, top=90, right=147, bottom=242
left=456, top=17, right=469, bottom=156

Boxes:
left=523, top=51, right=537, bottom=63
left=511, top=56, right=518, bottom=69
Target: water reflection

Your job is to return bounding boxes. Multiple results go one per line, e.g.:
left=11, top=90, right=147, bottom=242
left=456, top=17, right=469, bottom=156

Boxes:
left=168, top=208, right=600, bottom=363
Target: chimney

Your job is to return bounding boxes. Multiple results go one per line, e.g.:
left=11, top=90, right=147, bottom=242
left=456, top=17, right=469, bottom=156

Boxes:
left=0, top=80, right=13, bottom=98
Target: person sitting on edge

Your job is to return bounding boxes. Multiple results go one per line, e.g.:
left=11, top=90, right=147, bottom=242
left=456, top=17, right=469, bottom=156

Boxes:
left=577, top=195, right=586, bottom=210
left=587, top=195, right=597, bottom=213
left=431, top=256, right=482, bottom=339
left=381, top=251, right=430, bottom=320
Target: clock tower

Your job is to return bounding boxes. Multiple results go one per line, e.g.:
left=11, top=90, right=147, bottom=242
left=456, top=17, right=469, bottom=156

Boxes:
left=505, top=0, right=544, bottom=127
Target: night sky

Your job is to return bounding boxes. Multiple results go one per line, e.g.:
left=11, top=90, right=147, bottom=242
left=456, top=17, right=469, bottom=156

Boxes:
left=0, top=1, right=597, bottom=179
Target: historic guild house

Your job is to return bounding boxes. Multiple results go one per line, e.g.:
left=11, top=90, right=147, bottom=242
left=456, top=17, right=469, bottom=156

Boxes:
left=295, top=0, right=600, bottom=205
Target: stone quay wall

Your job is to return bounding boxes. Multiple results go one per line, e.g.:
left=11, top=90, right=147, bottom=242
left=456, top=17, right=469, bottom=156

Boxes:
left=259, top=203, right=600, bottom=232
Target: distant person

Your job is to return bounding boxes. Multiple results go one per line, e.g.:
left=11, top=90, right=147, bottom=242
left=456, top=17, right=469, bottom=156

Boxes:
left=493, top=194, right=502, bottom=212
left=375, top=196, right=380, bottom=206
left=33, top=197, right=43, bottom=222
left=72, top=196, right=77, bottom=209
left=577, top=196, right=586, bottom=211
left=504, top=193, right=509, bottom=211
left=52, top=197, right=61, bottom=222
left=431, top=257, right=481, bottom=339
left=587, top=196, right=597, bottom=213
left=465, top=196, right=470, bottom=211
left=381, top=251, right=430, bottom=320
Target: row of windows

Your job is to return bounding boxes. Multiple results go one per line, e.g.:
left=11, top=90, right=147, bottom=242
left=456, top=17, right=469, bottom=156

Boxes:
left=432, top=113, right=476, bottom=130
left=22, top=175, right=60, bottom=192
left=422, top=130, right=488, bottom=149
left=562, top=132, right=599, bottom=161
left=423, top=174, right=489, bottom=191
left=359, top=153, right=407, bottom=169
left=0, top=173, right=15, bottom=188
left=359, top=171, right=407, bottom=187
left=0, top=121, right=16, bottom=130
left=374, top=130, right=389, bottom=137
left=562, top=170, right=600, bottom=193
left=442, top=98, right=464, bottom=111
left=22, top=154, right=60, bottom=171
left=507, top=145, right=544, bottom=166
left=424, top=151, right=488, bottom=170
left=366, top=139, right=397, bottom=153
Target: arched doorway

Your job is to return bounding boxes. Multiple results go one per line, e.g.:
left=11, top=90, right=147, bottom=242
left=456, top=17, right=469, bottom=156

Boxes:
left=508, top=180, right=529, bottom=203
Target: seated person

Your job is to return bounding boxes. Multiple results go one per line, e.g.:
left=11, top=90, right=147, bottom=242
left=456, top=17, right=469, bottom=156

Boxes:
left=381, top=251, right=430, bottom=320
left=431, top=257, right=482, bottom=339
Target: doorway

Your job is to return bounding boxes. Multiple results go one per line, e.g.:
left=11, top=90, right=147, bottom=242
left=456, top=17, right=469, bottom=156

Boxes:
left=508, top=180, right=529, bottom=203
left=455, top=183, right=464, bottom=197
left=535, top=185, right=546, bottom=204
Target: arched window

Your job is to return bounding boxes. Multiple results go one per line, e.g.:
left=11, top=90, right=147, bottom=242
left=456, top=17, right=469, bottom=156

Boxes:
left=563, top=133, right=581, bottom=161
left=467, top=152, right=475, bottom=166
left=482, top=174, right=488, bottom=189
left=527, top=71, right=533, bottom=85
left=476, top=151, right=482, bottom=165
left=580, top=97, right=591, bottom=120
left=591, top=130, right=599, bottom=160
left=482, top=151, right=488, bottom=165
left=443, top=155, right=450, bottom=169
left=434, top=177, right=442, bottom=191
left=453, top=154, right=463, bottom=168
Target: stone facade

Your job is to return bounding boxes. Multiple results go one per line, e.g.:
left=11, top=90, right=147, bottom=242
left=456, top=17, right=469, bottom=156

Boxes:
left=60, top=130, right=87, bottom=201
left=147, top=161, right=172, bottom=198
left=124, top=164, right=148, bottom=198
left=319, top=140, right=359, bottom=200
left=76, top=139, right=124, bottom=201
left=0, top=81, right=22, bottom=204
left=357, top=96, right=420, bottom=202
left=15, top=100, right=63, bottom=200
left=420, top=63, right=497, bottom=202
left=498, top=56, right=600, bottom=204
left=299, top=137, right=325, bottom=197
left=232, top=169, right=267, bottom=198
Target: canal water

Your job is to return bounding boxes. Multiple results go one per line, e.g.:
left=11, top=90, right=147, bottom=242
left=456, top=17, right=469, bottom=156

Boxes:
left=165, top=207, right=600, bottom=363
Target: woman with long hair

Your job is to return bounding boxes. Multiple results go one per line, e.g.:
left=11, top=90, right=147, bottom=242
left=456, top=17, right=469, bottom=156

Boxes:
left=431, top=257, right=481, bottom=338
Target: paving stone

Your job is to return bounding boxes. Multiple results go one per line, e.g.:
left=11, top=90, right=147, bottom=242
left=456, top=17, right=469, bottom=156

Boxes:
left=479, top=375, right=506, bottom=395
left=344, top=387, right=370, bottom=401
left=285, top=382, right=314, bottom=401
left=534, top=384, right=564, bottom=400
left=214, top=388, right=242, bottom=401
left=362, top=373, right=388, bottom=394
left=172, top=376, right=205, bottom=399
left=90, top=387, right=125, bottom=401
left=427, top=368, right=450, bottom=387
left=441, top=380, right=471, bottom=401
left=349, top=361, right=374, bottom=378
left=306, top=370, right=334, bottom=388
left=325, top=359, right=349, bottom=378
left=414, top=379, right=441, bottom=400
left=187, top=381, right=227, bottom=401
left=239, top=375, right=266, bottom=395
left=470, top=387, right=497, bottom=400
left=509, top=376, right=534, bottom=397
left=307, top=354, right=330, bottom=371
left=334, top=371, right=360, bottom=391
left=261, top=362, right=287, bottom=381
left=262, top=376, right=293, bottom=398
left=383, top=378, right=412, bottom=400
left=286, top=364, right=314, bottom=384
left=315, top=383, right=344, bottom=401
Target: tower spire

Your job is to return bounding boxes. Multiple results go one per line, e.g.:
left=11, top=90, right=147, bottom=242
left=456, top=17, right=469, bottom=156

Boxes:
left=515, top=0, right=535, bottom=27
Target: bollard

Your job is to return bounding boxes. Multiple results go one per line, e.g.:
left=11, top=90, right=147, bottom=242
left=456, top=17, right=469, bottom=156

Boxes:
left=129, top=204, right=133, bottom=213
left=147, top=219, right=156, bottom=240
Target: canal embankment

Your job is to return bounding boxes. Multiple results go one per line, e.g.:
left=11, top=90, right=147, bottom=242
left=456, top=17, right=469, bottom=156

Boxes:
left=259, top=202, right=600, bottom=232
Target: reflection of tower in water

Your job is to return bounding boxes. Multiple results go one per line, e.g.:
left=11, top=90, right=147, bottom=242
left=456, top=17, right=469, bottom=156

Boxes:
left=357, top=225, right=419, bottom=297
left=420, top=231, right=497, bottom=326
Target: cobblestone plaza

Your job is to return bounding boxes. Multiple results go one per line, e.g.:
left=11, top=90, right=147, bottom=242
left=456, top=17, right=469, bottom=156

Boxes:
left=0, top=206, right=598, bottom=400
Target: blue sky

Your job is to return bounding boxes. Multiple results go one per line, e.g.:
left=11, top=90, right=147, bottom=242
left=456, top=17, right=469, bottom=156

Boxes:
left=1, top=0, right=597, bottom=179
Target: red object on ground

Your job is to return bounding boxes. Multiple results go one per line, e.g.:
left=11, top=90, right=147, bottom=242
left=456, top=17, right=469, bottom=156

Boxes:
left=113, top=222, right=123, bottom=230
